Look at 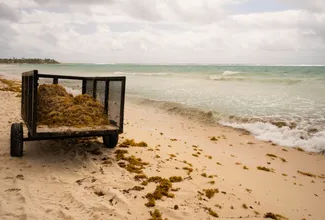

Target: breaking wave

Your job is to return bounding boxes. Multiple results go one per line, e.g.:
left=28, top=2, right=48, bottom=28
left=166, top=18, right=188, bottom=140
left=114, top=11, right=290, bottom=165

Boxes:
left=113, top=72, right=172, bottom=76
left=220, top=121, right=325, bottom=153
left=222, top=71, right=241, bottom=76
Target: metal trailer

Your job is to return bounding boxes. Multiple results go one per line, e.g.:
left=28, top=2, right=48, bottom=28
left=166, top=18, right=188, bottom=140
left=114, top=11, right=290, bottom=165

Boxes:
left=10, top=70, right=126, bottom=157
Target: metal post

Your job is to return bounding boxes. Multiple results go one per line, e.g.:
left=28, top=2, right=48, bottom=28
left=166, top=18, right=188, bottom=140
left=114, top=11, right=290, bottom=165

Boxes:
left=93, top=79, right=97, bottom=99
left=32, top=70, right=38, bottom=135
left=104, top=80, right=109, bottom=115
left=82, top=79, right=87, bottom=94
left=119, top=77, right=126, bottom=133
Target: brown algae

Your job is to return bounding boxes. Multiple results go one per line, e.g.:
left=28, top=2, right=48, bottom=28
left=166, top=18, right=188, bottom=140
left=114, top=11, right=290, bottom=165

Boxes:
left=183, top=167, right=194, bottom=175
left=0, top=78, right=21, bottom=93
left=37, top=84, right=109, bottom=127
left=263, top=212, right=288, bottom=220
left=297, top=170, right=316, bottom=178
left=114, top=149, right=149, bottom=174
left=203, top=189, right=219, bottom=199
left=119, top=139, right=148, bottom=148
left=149, top=209, right=163, bottom=220
left=145, top=178, right=175, bottom=207
left=169, top=176, right=183, bottom=182
left=204, top=207, right=218, bottom=218
left=257, top=166, right=274, bottom=172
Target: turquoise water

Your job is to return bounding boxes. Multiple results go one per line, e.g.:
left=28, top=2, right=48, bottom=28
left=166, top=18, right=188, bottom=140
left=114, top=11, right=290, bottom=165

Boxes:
left=1, top=64, right=325, bottom=152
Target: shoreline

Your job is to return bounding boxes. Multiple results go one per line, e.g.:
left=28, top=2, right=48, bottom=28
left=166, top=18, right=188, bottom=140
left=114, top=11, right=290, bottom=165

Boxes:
left=127, top=96, right=325, bottom=154
left=0, top=76, right=324, bottom=219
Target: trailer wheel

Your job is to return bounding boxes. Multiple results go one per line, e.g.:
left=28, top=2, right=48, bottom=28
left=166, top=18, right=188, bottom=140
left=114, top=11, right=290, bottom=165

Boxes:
left=103, top=133, right=118, bottom=148
left=10, top=123, right=23, bottom=157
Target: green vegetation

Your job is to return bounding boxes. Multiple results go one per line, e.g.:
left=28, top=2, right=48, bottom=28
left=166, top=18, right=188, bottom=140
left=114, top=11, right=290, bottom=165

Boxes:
left=242, top=203, right=248, bottom=209
left=0, top=58, right=59, bottom=64
left=243, top=166, right=249, bottom=170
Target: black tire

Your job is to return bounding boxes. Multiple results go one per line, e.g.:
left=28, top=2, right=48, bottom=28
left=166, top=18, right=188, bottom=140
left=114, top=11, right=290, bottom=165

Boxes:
left=10, top=123, right=23, bottom=157
left=103, top=133, right=118, bottom=148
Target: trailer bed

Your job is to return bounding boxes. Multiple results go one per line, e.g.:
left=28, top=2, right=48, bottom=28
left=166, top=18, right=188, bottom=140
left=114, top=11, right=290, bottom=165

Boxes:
left=37, top=124, right=119, bottom=133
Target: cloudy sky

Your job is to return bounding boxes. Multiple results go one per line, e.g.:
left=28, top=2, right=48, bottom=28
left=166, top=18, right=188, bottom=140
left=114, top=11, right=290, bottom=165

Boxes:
left=0, top=0, right=325, bottom=64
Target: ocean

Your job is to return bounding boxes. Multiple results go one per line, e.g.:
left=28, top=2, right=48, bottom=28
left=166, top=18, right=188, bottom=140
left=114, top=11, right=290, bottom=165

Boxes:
left=1, top=63, right=325, bottom=153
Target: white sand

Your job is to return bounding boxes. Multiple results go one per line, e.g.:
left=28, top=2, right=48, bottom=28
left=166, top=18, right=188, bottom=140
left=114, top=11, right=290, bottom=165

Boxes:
left=0, top=79, right=325, bottom=220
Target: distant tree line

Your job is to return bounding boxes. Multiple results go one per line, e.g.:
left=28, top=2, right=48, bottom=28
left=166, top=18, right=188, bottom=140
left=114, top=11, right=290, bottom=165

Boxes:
left=0, top=58, right=60, bottom=64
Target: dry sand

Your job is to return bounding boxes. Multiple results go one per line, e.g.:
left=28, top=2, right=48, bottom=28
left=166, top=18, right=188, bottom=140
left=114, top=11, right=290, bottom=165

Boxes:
left=0, top=79, right=325, bottom=220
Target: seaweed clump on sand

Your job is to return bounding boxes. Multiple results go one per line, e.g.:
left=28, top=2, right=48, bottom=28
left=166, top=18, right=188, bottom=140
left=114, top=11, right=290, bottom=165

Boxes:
left=204, top=207, right=219, bottom=218
left=145, top=178, right=175, bottom=207
left=119, top=139, right=148, bottom=148
left=297, top=170, right=316, bottom=178
left=149, top=209, right=164, bottom=220
left=257, top=166, right=274, bottom=172
left=114, top=149, right=149, bottom=174
left=0, top=78, right=21, bottom=93
left=37, top=84, right=109, bottom=127
left=264, top=212, right=288, bottom=220
left=169, top=176, right=183, bottom=182
left=203, top=188, right=219, bottom=199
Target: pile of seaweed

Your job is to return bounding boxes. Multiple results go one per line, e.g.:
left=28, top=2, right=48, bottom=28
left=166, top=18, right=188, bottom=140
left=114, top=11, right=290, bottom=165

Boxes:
left=37, top=84, right=109, bottom=127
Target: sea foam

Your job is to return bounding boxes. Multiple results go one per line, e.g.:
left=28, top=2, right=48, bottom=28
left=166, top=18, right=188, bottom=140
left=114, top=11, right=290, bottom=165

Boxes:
left=220, top=121, right=325, bottom=153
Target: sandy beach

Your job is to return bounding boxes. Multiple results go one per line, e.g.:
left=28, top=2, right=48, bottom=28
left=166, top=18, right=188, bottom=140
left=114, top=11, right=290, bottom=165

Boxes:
left=0, top=78, right=325, bottom=220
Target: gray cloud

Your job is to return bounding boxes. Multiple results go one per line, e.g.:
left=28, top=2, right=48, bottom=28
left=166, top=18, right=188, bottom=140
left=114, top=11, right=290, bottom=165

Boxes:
left=0, top=2, right=19, bottom=21
left=39, top=32, right=58, bottom=45
left=122, top=0, right=162, bottom=21
left=34, top=0, right=114, bottom=5
left=0, top=21, right=18, bottom=56
left=279, top=0, right=325, bottom=12
left=1, top=0, right=325, bottom=64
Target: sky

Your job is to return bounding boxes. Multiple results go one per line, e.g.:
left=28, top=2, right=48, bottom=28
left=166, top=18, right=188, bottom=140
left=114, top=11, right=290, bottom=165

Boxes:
left=0, top=0, right=325, bottom=64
